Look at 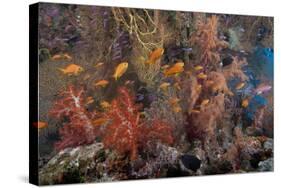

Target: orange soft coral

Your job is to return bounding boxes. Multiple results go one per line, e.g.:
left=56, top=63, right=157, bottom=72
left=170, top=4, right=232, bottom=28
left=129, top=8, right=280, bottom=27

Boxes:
left=102, top=87, right=173, bottom=160
left=189, top=15, right=228, bottom=69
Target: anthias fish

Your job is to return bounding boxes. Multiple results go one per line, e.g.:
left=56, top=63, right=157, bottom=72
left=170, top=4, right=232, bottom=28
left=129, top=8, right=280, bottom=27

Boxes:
left=254, top=84, right=272, bottom=95
left=33, top=121, right=47, bottom=129
left=145, top=48, right=164, bottom=64
left=164, top=62, right=184, bottom=76
left=58, top=64, right=84, bottom=75
left=94, top=80, right=109, bottom=87
left=159, top=82, right=171, bottom=90
left=113, top=62, right=128, bottom=80
left=236, top=82, right=246, bottom=90
left=197, top=73, right=207, bottom=79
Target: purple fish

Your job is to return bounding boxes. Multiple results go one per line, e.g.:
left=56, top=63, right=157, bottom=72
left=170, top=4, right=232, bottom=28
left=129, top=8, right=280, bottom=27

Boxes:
left=254, top=85, right=272, bottom=95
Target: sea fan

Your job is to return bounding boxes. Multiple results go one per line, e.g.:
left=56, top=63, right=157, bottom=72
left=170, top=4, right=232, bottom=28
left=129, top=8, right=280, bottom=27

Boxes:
left=102, top=87, right=173, bottom=160
left=49, top=85, right=98, bottom=150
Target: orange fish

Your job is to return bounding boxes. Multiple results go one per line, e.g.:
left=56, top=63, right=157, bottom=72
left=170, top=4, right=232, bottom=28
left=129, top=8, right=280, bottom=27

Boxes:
left=63, top=53, right=72, bottom=61
left=161, top=64, right=170, bottom=70
left=194, top=65, right=203, bottom=71
left=33, top=121, right=47, bottom=129
left=236, top=82, right=245, bottom=90
left=94, top=62, right=104, bottom=68
left=197, top=73, right=207, bottom=79
left=86, top=96, right=94, bottom=105
left=100, top=101, right=111, bottom=109
left=191, top=109, right=200, bottom=114
left=51, top=53, right=72, bottom=61
left=173, top=106, right=182, bottom=113
left=241, top=98, right=249, bottom=108
left=94, top=80, right=109, bottom=87
left=164, top=62, right=184, bottom=77
left=58, top=64, right=84, bottom=75
left=200, top=99, right=210, bottom=106
left=51, top=54, right=63, bottom=61
left=113, top=62, right=128, bottom=80
left=173, top=82, right=181, bottom=90
left=160, top=82, right=171, bottom=90
left=92, top=118, right=109, bottom=126
left=169, top=97, right=180, bottom=105
left=145, top=48, right=164, bottom=64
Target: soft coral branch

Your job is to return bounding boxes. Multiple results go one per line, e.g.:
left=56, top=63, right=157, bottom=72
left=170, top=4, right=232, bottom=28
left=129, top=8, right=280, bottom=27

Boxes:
left=49, top=85, right=97, bottom=150
left=103, top=87, right=173, bottom=160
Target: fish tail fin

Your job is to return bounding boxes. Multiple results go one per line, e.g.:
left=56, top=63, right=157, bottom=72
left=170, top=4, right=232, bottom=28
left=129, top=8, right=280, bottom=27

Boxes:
left=145, top=59, right=154, bottom=65
left=57, top=68, right=66, bottom=74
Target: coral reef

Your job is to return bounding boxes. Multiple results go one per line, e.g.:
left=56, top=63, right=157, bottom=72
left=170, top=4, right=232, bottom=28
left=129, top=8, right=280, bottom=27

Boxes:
left=37, top=3, right=273, bottom=185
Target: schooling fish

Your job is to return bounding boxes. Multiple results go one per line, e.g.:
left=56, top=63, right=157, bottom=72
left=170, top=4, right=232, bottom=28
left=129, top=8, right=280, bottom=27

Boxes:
left=159, top=82, right=171, bottom=90
left=194, top=65, right=204, bottom=71
left=100, top=101, right=111, bottom=109
left=164, top=62, right=184, bottom=77
left=94, top=62, right=104, bottom=68
left=241, top=98, right=249, bottom=108
left=235, top=82, right=246, bottom=90
left=51, top=53, right=72, bottom=61
left=145, top=48, right=164, bottom=64
left=58, top=64, right=84, bottom=75
left=113, top=62, right=128, bottom=80
left=85, top=96, right=94, bottom=105
left=197, top=72, right=207, bottom=79
left=254, top=84, right=272, bottom=95
left=173, top=106, right=182, bottom=113
left=94, top=80, right=109, bottom=87
left=169, top=97, right=180, bottom=105
left=200, top=99, right=209, bottom=107
left=92, top=118, right=109, bottom=126
left=191, top=109, right=200, bottom=114
left=33, top=121, right=47, bottom=129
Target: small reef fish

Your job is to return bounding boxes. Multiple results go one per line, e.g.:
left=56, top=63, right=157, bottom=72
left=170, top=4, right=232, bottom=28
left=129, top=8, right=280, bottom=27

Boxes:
left=94, top=62, right=104, bottom=68
left=113, top=62, right=128, bottom=80
left=254, top=84, right=272, bottom=95
left=241, top=98, right=249, bottom=108
left=94, top=80, right=109, bottom=87
left=200, top=99, right=210, bottom=106
left=173, top=106, right=182, bottom=113
left=63, top=53, right=72, bottom=61
left=164, top=62, right=184, bottom=77
left=161, top=64, right=170, bottom=70
left=58, top=64, right=84, bottom=75
left=197, top=73, right=207, bottom=79
left=173, top=82, right=181, bottom=90
left=196, top=84, right=202, bottom=92
left=169, top=97, right=180, bottom=105
left=194, top=65, right=204, bottom=71
left=92, top=118, right=108, bottom=126
left=85, top=96, right=94, bottom=105
left=33, top=121, right=47, bottom=129
left=236, top=82, right=245, bottom=90
left=51, top=53, right=72, bottom=61
left=191, top=109, right=200, bottom=114
left=100, top=101, right=111, bottom=109
left=159, top=82, right=171, bottom=90
left=125, top=80, right=135, bottom=85
left=145, top=48, right=164, bottom=64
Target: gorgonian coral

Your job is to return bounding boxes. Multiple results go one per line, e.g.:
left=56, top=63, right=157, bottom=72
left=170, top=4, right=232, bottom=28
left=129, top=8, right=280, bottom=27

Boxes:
left=49, top=85, right=98, bottom=150
left=102, top=87, right=173, bottom=160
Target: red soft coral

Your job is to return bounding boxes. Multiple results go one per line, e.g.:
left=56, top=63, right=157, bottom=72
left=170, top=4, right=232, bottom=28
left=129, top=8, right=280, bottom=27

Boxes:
left=49, top=85, right=98, bottom=150
left=103, top=87, right=173, bottom=160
